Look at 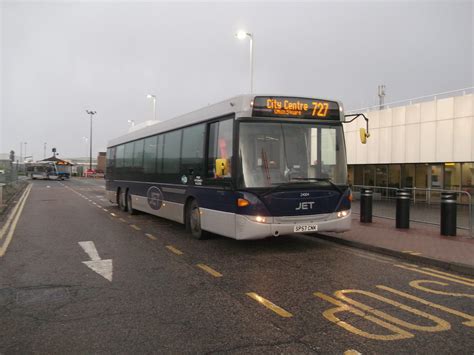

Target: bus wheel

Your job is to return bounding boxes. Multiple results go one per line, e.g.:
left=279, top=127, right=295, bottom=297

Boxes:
left=119, top=190, right=127, bottom=211
left=126, top=192, right=137, bottom=215
left=186, top=200, right=206, bottom=240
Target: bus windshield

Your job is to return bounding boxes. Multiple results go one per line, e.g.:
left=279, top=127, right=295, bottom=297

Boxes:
left=238, top=121, right=347, bottom=188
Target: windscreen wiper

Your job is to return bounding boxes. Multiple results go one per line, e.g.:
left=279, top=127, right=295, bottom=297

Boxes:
left=292, top=177, right=345, bottom=194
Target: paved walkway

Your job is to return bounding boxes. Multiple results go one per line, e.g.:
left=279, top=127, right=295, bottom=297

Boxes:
left=322, top=215, right=474, bottom=273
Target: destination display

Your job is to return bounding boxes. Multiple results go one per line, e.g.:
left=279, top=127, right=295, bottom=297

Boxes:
left=252, top=96, right=340, bottom=120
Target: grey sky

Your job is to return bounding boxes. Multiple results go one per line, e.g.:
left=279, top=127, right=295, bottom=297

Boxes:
left=1, top=1, right=472, bottom=160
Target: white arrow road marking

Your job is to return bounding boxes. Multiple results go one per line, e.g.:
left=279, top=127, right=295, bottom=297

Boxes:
left=78, top=241, right=113, bottom=281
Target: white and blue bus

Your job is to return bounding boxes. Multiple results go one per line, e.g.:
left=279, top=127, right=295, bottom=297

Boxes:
left=106, top=95, right=362, bottom=240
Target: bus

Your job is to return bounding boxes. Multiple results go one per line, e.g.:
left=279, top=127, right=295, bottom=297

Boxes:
left=106, top=95, right=366, bottom=240
left=28, top=162, right=59, bottom=180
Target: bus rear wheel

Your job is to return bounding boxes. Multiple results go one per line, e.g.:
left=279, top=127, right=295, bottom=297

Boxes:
left=186, top=200, right=207, bottom=240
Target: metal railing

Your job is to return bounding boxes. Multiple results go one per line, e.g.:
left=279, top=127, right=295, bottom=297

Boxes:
left=347, top=87, right=474, bottom=114
left=351, top=185, right=473, bottom=237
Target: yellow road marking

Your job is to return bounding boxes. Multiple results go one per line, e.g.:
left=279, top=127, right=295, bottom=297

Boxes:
left=421, top=267, right=474, bottom=284
left=394, top=264, right=474, bottom=287
left=145, top=233, right=157, bottom=240
left=402, top=251, right=421, bottom=256
left=196, top=263, right=223, bottom=278
left=334, top=289, right=450, bottom=332
left=0, top=184, right=31, bottom=240
left=110, top=213, right=117, bottom=217
left=166, top=245, right=183, bottom=255
left=344, top=350, right=362, bottom=355
left=409, top=280, right=474, bottom=298
left=315, top=291, right=413, bottom=340
left=0, top=184, right=32, bottom=257
left=246, top=292, right=293, bottom=318
left=377, top=285, right=474, bottom=327
left=130, top=224, right=141, bottom=231
left=351, top=252, right=392, bottom=264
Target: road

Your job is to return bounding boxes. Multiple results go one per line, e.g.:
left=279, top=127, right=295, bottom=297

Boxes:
left=1, top=178, right=473, bottom=354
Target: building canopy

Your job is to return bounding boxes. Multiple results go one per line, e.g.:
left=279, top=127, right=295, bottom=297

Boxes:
left=40, top=156, right=73, bottom=166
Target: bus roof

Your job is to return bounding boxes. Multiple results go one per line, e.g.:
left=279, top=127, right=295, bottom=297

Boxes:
left=107, top=94, right=342, bottom=147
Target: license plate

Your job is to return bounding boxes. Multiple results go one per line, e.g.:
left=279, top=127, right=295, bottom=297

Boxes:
left=294, top=224, right=318, bottom=233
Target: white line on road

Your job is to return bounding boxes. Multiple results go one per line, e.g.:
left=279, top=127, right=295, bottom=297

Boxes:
left=78, top=241, right=113, bottom=282
left=78, top=241, right=101, bottom=261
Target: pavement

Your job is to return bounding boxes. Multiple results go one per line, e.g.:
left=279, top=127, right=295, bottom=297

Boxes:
left=1, top=178, right=473, bottom=354
left=321, top=215, right=474, bottom=276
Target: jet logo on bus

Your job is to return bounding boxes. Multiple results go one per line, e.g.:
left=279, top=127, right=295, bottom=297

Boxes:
left=147, top=186, right=164, bottom=210
left=296, top=201, right=315, bottom=210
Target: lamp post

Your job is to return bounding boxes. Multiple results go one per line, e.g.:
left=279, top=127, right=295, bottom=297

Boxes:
left=85, top=110, right=97, bottom=170
left=235, top=30, right=254, bottom=94
left=147, top=94, right=157, bottom=120
left=24, top=142, right=27, bottom=162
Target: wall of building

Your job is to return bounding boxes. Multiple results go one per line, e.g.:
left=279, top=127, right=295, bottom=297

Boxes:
left=344, top=94, right=474, bottom=165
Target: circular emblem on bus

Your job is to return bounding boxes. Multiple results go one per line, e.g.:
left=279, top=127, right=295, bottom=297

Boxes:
left=147, top=186, right=163, bottom=210
left=181, top=175, right=188, bottom=184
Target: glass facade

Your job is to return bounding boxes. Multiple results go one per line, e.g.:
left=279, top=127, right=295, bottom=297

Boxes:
left=350, top=162, right=474, bottom=193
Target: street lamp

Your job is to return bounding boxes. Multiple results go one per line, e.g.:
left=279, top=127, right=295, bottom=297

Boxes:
left=147, top=94, right=157, bottom=120
left=85, top=110, right=97, bottom=170
left=235, top=30, right=254, bottom=94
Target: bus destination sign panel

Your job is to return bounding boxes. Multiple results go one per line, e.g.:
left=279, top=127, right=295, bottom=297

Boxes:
left=252, top=96, right=340, bottom=120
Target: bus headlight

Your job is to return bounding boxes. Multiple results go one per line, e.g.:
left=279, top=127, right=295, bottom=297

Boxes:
left=337, top=210, right=349, bottom=218
left=246, top=215, right=269, bottom=223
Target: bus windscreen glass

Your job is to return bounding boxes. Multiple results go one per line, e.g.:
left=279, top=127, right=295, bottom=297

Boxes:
left=252, top=96, right=340, bottom=120
left=238, top=122, right=347, bottom=188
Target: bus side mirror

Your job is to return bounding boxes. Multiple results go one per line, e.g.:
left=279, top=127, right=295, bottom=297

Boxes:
left=359, top=128, right=369, bottom=144
left=215, top=159, right=228, bottom=177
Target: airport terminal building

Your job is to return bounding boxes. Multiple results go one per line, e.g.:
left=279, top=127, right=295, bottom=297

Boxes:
left=343, top=90, right=474, bottom=198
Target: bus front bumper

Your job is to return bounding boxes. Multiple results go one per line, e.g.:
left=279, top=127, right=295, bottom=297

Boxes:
left=235, top=210, right=351, bottom=240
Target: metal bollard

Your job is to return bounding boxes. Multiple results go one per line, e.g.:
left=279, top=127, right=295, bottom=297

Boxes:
left=396, top=189, right=410, bottom=229
left=441, top=192, right=457, bottom=236
left=360, top=188, right=373, bottom=223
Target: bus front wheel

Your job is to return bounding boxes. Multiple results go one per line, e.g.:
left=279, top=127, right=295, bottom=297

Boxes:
left=186, top=199, right=207, bottom=240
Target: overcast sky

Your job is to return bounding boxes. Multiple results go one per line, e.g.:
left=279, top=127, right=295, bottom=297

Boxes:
left=0, top=0, right=472, bottom=160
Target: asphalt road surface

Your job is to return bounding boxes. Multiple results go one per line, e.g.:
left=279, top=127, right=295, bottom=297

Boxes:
left=1, top=178, right=473, bottom=354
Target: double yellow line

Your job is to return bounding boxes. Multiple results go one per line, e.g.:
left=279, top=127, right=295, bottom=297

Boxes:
left=0, top=184, right=32, bottom=257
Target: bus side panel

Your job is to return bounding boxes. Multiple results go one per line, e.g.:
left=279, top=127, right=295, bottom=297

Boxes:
left=188, top=186, right=237, bottom=238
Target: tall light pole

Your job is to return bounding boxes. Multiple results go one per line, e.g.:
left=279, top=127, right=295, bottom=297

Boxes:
left=147, top=94, right=157, bottom=120
left=24, top=142, right=27, bottom=161
left=85, top=110, right=97, bottom=170
left=378, top=84, right=386, bottom=110
left=82, top=136, right=89, bottom=159
left=236, top=30, right=254, bottom=94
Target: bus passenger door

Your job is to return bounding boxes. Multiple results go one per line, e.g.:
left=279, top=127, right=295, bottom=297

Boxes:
left=200, top=118, right=236, bottom=238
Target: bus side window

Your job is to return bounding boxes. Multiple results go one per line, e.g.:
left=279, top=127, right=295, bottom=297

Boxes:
left=207, top=119, right=233, bottom=179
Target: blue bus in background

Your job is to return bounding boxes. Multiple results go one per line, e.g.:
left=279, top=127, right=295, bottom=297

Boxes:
left=106, top=95, right=356, bottom=240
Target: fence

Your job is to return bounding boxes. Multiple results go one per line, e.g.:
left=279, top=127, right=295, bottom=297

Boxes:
left=351, top=185, right=473, bottom=237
